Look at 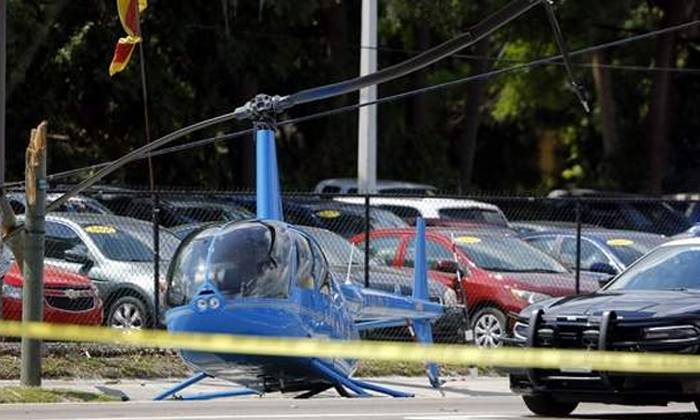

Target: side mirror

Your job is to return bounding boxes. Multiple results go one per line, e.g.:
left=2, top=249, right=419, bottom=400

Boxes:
left=434, top=260, right=463, bottom=275
left=64, top=246, right=91, bottom=265
left=589, top=262, right=617, bottom=275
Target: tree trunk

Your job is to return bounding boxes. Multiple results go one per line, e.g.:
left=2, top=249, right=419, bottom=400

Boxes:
left=411, top=21, right=431, bottom=136
left=591, top=51, right=618, bottom=160
left=647, top=0, right=691, bottom=193
left=458, top=31, right=489, bottom=193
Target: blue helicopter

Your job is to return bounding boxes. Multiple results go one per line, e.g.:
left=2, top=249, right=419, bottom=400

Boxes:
left=25, top=0, right=584, bottom=401
left=156, top=122, right=444, bottom=399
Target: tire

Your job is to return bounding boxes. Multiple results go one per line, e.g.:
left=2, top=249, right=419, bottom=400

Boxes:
left=471, top=307, right=507, bottom=348
left=107, top=295, right=150, bottom=329
left=522, top=395, right=578, bottom=417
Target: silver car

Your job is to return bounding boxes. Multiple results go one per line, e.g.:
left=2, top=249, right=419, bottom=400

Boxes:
left=43, top=213, right=180, bottom=329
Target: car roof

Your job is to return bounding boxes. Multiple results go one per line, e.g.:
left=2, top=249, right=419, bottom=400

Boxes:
left=46, top=212, right=156, bottom=228
left=368, top=226, right=516, bottom=237
left=523, top=229, right=666, bottom=241
left=659, top=236, right=700, bottom=247
left=315, top=178, right=437, bottom=192
left=334, top=196, right=501, bottom=215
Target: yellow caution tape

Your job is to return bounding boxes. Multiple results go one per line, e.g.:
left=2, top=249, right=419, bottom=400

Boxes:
left=1, top=320, right=700, bottom=374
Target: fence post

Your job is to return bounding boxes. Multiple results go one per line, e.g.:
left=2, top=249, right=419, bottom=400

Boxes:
left=152, top=190, right=160, bottom=328
left=574, top=198, right=582, bottom=295
left=22, top=121, right=47, bottom=387
left=364, top=193, right=370, bottom=288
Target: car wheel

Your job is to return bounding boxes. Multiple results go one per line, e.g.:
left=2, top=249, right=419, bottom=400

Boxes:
left=471, top=307, right=506, bottom=348
left=523, top=395, right=578, bottom=417
left=107, top=296, right=150, bottom=329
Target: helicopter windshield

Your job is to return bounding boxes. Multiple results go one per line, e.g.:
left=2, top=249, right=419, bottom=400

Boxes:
left=167, top=221, right=292, bottom=306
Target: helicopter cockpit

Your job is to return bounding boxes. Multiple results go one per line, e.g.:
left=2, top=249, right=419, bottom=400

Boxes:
left=167, top=220, right=295, bottom=307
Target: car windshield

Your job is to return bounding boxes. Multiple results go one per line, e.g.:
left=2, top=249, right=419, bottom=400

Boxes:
left=83, top=224, right=180, bottom=262
left=603, top=236, right=667, bottom=266
left=456, top=234, right=568, bottom=273
left=606, top=244, right=700, bottom=291
left=302, top=228, right=368, bottom=267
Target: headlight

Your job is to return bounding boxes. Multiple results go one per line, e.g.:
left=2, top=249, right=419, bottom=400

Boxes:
left=643, top=325, right=700, bottom=342
left=442, top=288, right=458, bottom=306
left=511, top=289, right=551, bottom=305
left=513, top=321, right=529, bottom=341
left=2, top=284, right=22, bottom=299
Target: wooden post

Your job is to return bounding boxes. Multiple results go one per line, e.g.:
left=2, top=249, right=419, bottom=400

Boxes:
left=21, top=121, right=47, bottom=387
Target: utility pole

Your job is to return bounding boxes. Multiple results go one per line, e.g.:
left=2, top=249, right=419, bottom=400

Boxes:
left=0, top=0, right=8, bottom=325
left=357, top=0, right=377, bottom=194
left=21, top=122, right=47, bottom=387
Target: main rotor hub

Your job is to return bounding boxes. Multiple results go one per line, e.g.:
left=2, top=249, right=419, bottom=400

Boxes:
left=234, top=94, right=292, bottom=130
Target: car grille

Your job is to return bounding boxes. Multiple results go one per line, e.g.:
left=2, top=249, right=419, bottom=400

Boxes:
left=525, top=310, right=700, bottom=354
left=44, top=286, right=96, bottom=312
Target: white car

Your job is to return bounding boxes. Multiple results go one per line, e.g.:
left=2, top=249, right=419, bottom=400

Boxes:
left=315, top=178, right=437, bottom=195
left=334, top=196, right=509, bottom=227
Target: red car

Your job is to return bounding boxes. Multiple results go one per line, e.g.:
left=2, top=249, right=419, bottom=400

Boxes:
left=2, top=263, right=103, bottom=325
left=351, top=227, right=599, bottom=347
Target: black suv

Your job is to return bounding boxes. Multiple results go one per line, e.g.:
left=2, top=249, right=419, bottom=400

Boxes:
left=509, top=237, right=700, bottom=416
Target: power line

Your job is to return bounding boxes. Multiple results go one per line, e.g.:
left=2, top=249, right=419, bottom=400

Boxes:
left=4, top=16, right=700, bottom=189
left=211, top=26, right=700, bottom=74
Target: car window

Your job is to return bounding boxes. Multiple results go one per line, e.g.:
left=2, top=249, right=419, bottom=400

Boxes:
left=404, top=238, right=453, bottom=270
left=603, top=236, right=667, bottom=267
left=358, top=236, right=401, bottom=266
left=525, top=236, right=558, bottom=256
left=560, top=237, right=611, bottom=271
left=321, top=186, right=341, bottom=194
left=45, top=222, right=84, bottom=260
left=607, top=245, right=700, bottom=291
left=438, top=208, right=508, bottom=226
left=377, top=205, right=421, bottom=221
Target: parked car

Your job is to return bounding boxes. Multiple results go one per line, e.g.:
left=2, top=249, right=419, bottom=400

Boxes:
left=521, top=229, right=667, bottom=277
left=510, top=236, right=700, bottom=416
left=227, top=196, right=408, bottom=238
left=41, top=213, right=181, bottom=329
left=2, top=262, right=103, bottom=325
left=5, top=191, right=113, bottom=215
left=94, top=193, right=254, bottom=228
left=298, top=225, right=467, bottom=343
left=489, top=190, right=690, bottom=236
left=350, top=227, right=599, bottom=347
left=336, top=197, right=509, bottom=227
left=315, top=178, right=437, bottom=195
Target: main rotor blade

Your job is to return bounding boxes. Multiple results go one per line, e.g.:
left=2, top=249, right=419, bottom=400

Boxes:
left=47, top=111, right=239, bottom=212
left=241, top=0, right=544, bottom=115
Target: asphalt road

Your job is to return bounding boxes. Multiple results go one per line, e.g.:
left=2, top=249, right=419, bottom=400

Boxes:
left=0, top=378, right=697, bottom=420
left=0, top=397, right=698, bottom=420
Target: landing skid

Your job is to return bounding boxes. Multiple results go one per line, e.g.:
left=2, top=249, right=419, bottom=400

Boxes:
left=153, top=372, right=260, bottom=401
left=310, top=359, right=414, bottom=398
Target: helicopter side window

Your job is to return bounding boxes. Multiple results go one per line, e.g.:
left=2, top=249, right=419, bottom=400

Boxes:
left=295, top=235, right=314, bottom=290
left=309, top=240, right=332, bottom=295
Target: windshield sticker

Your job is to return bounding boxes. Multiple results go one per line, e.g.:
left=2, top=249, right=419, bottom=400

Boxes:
left=455, top=236, right=482, bottom=245
left=316, top=210, right=341, bottom=219
left=607, top=238, right=634, bottom=247
left=85, top=225, right=117, bottom=234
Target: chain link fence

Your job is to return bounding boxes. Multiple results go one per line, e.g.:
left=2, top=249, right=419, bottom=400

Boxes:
left=1, top=187, right=697, bottom=347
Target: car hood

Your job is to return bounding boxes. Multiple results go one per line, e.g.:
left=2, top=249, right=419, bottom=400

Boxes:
left=521, top=289, right=700, bottom=319
left=493, top=271, right=599, bottom=296
left=3, top=263, right=92, bottom=288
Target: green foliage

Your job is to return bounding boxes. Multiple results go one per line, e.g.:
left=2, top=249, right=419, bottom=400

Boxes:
left=4, top=0, right=699, bottom=192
